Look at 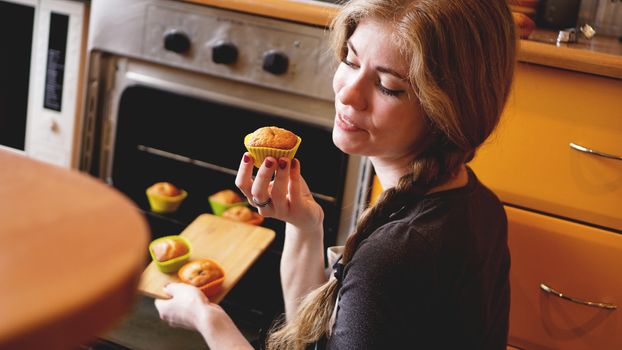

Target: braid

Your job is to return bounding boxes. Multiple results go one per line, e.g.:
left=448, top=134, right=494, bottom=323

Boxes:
left=343, top=146, right=453, bottom=264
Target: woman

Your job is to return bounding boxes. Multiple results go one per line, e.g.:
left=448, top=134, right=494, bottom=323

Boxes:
left=156, top=0, right=517, bottom=349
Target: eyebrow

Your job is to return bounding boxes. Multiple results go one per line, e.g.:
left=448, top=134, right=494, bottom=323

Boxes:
left=347, top=40, right=408, bottom=81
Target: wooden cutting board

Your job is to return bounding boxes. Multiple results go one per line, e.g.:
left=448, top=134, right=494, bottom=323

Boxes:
left=138, top=214, right=275, bottom=302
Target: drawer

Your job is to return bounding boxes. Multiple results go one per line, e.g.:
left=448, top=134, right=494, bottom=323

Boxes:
left=506, top=206, right=622, bottom=350
left=471, top=63, right=622, bottom=231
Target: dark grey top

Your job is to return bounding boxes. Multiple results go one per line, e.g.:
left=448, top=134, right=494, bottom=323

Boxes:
left=324, top=167, right=510, bottom=349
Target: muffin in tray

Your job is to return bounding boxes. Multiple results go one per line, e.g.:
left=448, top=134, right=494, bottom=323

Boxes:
left=148, top=235, right=192, bottom=273
left=146, top=182, right=188, bottom=213
left=222, top=206, right=264, bottom=226
left=178, top=258, right=225, bottom=297
left=208, top=189, right=247, bottom=216
left=244, top=126, right=301, bottom=168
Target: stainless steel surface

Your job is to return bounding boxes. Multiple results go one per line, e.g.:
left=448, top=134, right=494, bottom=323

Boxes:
left=88, top=0, right=336, bottom=101
left=569, top=142, right=622, bottom=161
left=540, top=283, right=617, bottom=310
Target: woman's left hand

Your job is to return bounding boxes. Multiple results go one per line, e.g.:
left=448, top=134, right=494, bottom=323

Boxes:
left=155, top=283, right=253, bottom=350
left=154, top=282, right=214, bottom=330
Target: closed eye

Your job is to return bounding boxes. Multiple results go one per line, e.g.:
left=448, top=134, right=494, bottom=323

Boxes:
left=376, top=82, right=404, bottom=97
left=342, top=58, right=358, bottom=69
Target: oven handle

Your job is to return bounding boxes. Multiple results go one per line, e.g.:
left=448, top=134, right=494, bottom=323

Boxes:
left=137, top=145, right=337, bottom=203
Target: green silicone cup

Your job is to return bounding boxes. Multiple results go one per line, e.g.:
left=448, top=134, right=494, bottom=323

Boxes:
left=208, top=197, right=248, bottom=216
left=148, top=235, right=192, bottom=274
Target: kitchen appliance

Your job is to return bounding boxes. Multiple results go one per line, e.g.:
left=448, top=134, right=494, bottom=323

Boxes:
left=578, top=0, right=622, bottom=37
left=82, top=0, right=371, bottom=342
left=0, top=0, right=89, bottom=168
left=536, top=0, right=582, bottom=29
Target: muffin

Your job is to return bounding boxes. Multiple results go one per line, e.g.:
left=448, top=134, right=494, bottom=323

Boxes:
left=148, top=235, right=192, bottom=273
left=146, top=182, right=188, bottom=213
left=208, top=189, right=247, bottom=216
left=178, top=258, right=226, bottom=297
left=151, top=237, right=189, bottom=262
left=244, top=126, right=301, bottom=168
left=222, top=206, right=264, bottom=226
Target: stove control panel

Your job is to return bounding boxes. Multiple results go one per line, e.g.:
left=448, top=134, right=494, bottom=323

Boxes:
left=143, top=4, right=336, bottom=101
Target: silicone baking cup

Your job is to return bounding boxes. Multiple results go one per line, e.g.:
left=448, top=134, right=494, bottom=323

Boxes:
left=244, top=133, right=302, bottom=168
left=148, top=235, right=192, bottom=274
left=146, top=188, right=188, bottom=213
left=178, top=258, right=226, bottom=297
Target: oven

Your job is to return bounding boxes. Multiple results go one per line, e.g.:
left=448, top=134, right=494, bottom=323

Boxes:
left=0, top=0, right=89, bottom=168
left=81, top=0, right=372, bottom=337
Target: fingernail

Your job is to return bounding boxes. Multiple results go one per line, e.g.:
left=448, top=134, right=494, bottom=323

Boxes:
left=279, top=159, right=287, bottom=169
left=243, top=154, right=250, bottom=163
left=291, top=159, right=298, bottom=169
left=265, top=158, right=273, bottom=168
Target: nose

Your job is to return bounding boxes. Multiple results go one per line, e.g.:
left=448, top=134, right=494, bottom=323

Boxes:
left=337, top=73, right=368, bottom=111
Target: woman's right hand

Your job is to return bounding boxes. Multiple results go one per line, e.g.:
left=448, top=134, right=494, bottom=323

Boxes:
left=235, top=153, right=324, bottom=232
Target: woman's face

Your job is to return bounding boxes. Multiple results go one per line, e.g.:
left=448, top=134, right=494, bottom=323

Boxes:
left=332, top=19, right=427, bottom=163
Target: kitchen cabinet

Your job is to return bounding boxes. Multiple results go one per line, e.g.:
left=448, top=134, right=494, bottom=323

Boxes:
left=504, top=206, right=622, bottom=350
left=470, top=62, right=622, bottom=350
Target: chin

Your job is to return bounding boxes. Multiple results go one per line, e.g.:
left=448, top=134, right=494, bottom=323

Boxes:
left=332, top=128, right=363, bottom=155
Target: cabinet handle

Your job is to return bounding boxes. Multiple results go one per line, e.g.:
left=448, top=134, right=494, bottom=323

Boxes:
left=569, top=142, right=622, bottom=161
left=540, top=283, right=617, bottom=310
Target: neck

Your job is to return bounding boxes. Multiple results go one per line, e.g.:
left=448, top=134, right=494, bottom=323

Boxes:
left=371, top=157, right=468, bottom=194
left=369, top=157, right=411, bottom=190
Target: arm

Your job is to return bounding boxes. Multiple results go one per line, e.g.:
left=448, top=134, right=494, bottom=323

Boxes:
left=155, top=283, right=253, bottom=350
left=235, top=154, right=327, bottom=320
left=281, top=222, right=327, bottom=321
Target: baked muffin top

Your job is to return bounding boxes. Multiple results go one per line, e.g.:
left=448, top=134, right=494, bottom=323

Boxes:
left=246, top=126, right=298, bottom=150
left=148, top=182, right=182, bottom=197
left=222, top=206, right=254, bottom=222
left=210, top=189, right=243, bottom=204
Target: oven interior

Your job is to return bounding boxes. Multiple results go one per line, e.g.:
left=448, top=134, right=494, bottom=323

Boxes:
left=105, top=83, right=349, bottom=327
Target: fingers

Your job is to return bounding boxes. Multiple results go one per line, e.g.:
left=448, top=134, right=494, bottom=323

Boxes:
left=270, top=158, right=290, bottom=213
left=287, top=158, right=304, bottom=203
left=251, top=157, right=277, bottom=208
left=235, top=153, right=254, bottom=199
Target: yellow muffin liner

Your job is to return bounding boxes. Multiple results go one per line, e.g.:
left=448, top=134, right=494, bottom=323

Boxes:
left=244, top=134, right=302, bottom=168
left=146, top=189, right=188, bottom=213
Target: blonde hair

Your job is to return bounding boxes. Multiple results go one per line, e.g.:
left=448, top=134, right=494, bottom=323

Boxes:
left=267, top=1, right=517, bottom=349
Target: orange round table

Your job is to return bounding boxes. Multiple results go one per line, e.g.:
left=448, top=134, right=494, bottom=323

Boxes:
left=0, top=150, right=149, bottom=350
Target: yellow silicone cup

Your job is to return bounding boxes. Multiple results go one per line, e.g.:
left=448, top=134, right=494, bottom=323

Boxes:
left=208, top=196, right=248, bottom=216
left=149, top=235, right=192, bottom=274
left=244, top=133, right=302, bottom=168
left=146, top=189, right=188, bottom=213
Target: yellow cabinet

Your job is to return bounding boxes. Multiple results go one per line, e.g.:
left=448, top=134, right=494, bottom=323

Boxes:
left=506, top=206, right=622, bottom=350
left=472, top=63, right=622, bottom=231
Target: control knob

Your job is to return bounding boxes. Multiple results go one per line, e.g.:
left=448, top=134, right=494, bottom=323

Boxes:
left=164, top=31, right=191, bottom=54
left=212, top=42, right=238, bottom=65
left=262, top=51, right=289, bottom=75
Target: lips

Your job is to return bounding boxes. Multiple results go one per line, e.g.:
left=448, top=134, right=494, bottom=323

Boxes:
left=335, top=112, right=363, bottom=132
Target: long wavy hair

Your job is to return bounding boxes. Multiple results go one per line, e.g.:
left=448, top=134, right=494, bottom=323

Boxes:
left=266, top=1, right=517, bottom=349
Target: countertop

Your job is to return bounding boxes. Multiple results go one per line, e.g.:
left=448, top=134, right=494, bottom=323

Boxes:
left=181, top=0, right=622, bottom=80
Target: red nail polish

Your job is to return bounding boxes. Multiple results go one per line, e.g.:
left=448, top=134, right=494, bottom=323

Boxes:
left=243, top=154, right=250, bottom=163
left=291, top=159, right=297, bottom=169
left=265, top=159, right=273, bottom=168
left=279, top=159, right=287, bottom=169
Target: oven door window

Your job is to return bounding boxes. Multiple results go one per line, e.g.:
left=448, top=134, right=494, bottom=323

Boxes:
left=112, top=85, right=348, bottom=250
left=0, top=1, right=35, bottom=151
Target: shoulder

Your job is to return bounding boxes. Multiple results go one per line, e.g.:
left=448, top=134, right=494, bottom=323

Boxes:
left=343, top=221, right=438, bottom=289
